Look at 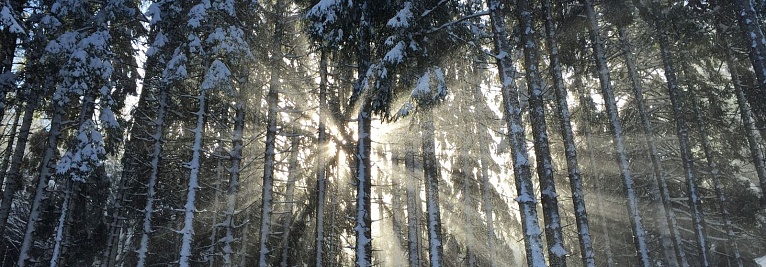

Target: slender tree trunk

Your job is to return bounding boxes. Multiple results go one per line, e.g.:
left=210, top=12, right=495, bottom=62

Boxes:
left=405, top=139, right=422, bottom=267
left=540, top=1, right=595, bottom=266
left=258, top=2, right=285, bottom=265
left=653, top=15, right=710, bottom=266
left=459, top=149, right=475, bottom=267
left=420, top=111, right=444, bottom=267
left=516, top=2, right=567, bottom=265
left=237, top=205, right=254, bottom=267
left=717, top=8, right=766, bottom=207
left=733, top=62, right=766, bottom=210
left=0, top=1, right=22, bottom=124
left=136, top=86, right=169, bottom=267
left=387, top=147, right=407, bottom=253
left=734, top=0, right=766, bottom=140
left=17, top=103, right=62, bottom=267
left=574, top=74, right=615, bottom=267
left=617, top=26, right=686, bottom=267
left=222, top=97, right=245, bottom=267
left=353, top=1, right=373, bottom=266
left=315, top=47, right=329, bottom=267
left=258, top=52, right=279, bottom=267
left=208, top=127, right=226, bottom=267
left=50, top=181, right=73, bottom=267
left=581, top=1, right=652, bottom=265
left=178, top=89, right=207, bottom=267
left=280, top=131, right=300, bottom=267
left=238, top=44, right=266, bottom=267
left=355, top=97, right=373, bottom=267
left=0, top=112, right=20, bottom=190
left=486, top=1, right=546, bottom=266
left=0, top=93, right=36, bottom=238
left=471, top=58, right=496, bottom=267
left=690, top=94, right=743, bottom=267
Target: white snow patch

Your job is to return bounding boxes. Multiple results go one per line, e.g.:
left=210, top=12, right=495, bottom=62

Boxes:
left=387, top=2, right=413, bottom=28
left=756, top=255, right=766, bottom=266
left=412, top=70, right=430, bottom=99
left=201, top=60, right=232, bottom=91
left=383, top=41, right=406, bottom=64
left=0, top=6, right=24, bottom=34
left=145, top=3, right=161, bottom=25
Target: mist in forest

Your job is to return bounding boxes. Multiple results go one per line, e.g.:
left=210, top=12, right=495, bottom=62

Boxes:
left=1, top=0, right=766, bottom=267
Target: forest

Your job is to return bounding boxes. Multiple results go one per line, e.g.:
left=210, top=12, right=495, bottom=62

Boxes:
left=2, top=0, right=766, bottom=266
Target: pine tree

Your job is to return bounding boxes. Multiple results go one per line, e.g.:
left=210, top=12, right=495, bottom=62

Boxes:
left=733, top=0, right=766, bottom=140
left=581, top=0, right=652, bottom=265
left=516, top=1, right=567, bottom=265
left=487, top=0, right=546, bottom=265
left=540, top=1, right=595, bottom=265
left=650, top=8, right=711, bottom=266
left=614, top=14, right=686, bottom=265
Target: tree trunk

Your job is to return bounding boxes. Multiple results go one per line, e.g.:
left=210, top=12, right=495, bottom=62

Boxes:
left=315, top=47, right=329, bottom=267
left=280, top=131, right=301, bottom=267
left=0, top=111, right=20, bottom=191
left=459, top=149, right=475, bottom=267
left=178, top=89, right=207, bottom=267
left=541, top=1, right=596, bottom=266
left=405, top=139, right=422, bottom=267
left=258, top=2, right=285, bottom=265
left=222, top=97, right=245, bottom=267
left=0, top=91, right=36, bottom=239
left=581, top=1, right=652, bottom=265
left=17, top=103, right=62, bottom=267
left=690, top=94, right=743, bottom=267
left=718, top=6, right=766, bottom=207
left=0, top=1, right=23, bottom=125
left=574, top=73, right=615, bottom=267
left=420, top=111, right=444, bottom=267
left=207, top=116, right=226, bottom=267
left=470, top=58, right=497, bottom=267
left=654, top=15, right=710, bottom=266
left=136, top=86, right=169, bottom=267
left=353, top=1, right=373, bottom=266
left=734, top=0, right=766, bottom=140
left=486, top=1, right=546, bottom=266
left=617, top=26, right=686, bottom=267
left=516, top=2, right=567, bottom=265
left=50, top=181, right=74, bottom=267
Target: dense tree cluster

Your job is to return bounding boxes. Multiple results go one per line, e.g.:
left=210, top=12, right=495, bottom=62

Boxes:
left=0, top=0, right=765, bottom=266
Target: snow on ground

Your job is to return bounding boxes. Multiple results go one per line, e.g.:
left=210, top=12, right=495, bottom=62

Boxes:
left=756, top=255, right=766, bottom=266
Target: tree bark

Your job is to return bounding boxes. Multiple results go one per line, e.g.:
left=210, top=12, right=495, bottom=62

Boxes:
left=421, top=111, right=444, bottom=267
left=178, top=89, right=207, bottom=267
left=487, top=0, right=546, bottom=265
left=574, top=73, right=615, bottom=267
left=719, top=3, right=766, bottom=206
left=734, top=0, right=766, bottom=140
left=690, top=94, right=743, bottom=267
left=405, top=139, right=422, bottom=267
left=280, top=130, right=301, bottom=267
left=222, top=73, right=246, bottom=267
left=516, top=1, right=567, bottom=265
left=136, top=85, right=169, bottom=267
left=315, top=47, right=329, bottom=267
left=258, top=2, right=285, bottom=266
left=16, top=102, right=62, bottom=267
left=0, top=90, right=36, bottom=240
left=353, top=1, right=373, bottom=266
left=653, top=14, right=710, bottom=266
left=541, top=1, right=596, bottom=266
left=617, top=26, right=686, bottom=267
left=581, top=1, right=652, bottom=265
